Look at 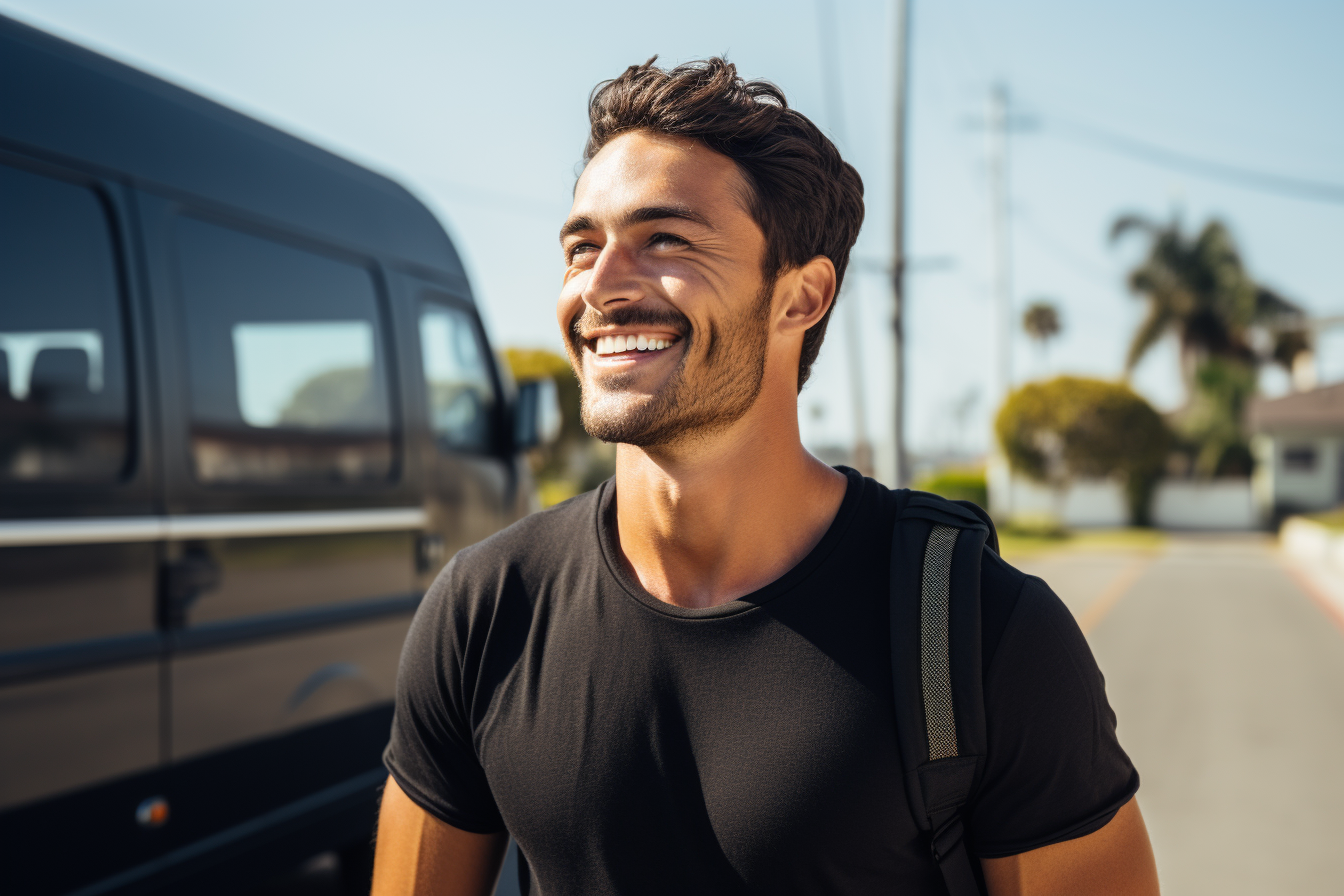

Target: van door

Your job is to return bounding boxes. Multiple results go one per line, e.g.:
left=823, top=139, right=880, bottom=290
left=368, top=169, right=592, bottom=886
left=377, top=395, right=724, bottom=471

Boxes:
left=143, top=205, right=423, bottom=845
left=410, top=283, right=513, bottom=551
left=0, top=156, right=164, bottom=891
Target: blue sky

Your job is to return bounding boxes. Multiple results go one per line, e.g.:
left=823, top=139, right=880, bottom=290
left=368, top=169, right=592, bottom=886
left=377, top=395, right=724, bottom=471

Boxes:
left=6, top=0, right=1341, bottom=477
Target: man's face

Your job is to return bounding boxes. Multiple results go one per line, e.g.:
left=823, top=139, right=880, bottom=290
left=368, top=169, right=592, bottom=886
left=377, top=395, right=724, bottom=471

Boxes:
left=557, top=130, right=776, bottom=448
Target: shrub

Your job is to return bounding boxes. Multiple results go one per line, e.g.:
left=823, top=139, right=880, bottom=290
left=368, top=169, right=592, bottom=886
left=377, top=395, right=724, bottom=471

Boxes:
left=996, top=376, right=1170, bottom=525
left=912, top=468, right=988, bottom=508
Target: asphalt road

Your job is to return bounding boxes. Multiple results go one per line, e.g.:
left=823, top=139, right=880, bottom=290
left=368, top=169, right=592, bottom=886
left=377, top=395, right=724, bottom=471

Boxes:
left=256, top=534, right=1344, bottom=895
left=1016, top=535, right=1344, bottom=896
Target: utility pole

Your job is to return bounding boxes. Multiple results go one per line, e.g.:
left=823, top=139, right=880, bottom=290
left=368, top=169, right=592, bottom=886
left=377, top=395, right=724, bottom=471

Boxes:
left=891, top=0, right=911, bottom=486
left=988, top=82, right=1013, bottom=408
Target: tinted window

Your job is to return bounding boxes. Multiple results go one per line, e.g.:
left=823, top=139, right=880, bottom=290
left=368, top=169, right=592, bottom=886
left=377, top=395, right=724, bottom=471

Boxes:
left=0, top=162, right=130, bottom=484
left=419, top=299, right=496, bottom=454
left=175, top=217, right=395, bottom=484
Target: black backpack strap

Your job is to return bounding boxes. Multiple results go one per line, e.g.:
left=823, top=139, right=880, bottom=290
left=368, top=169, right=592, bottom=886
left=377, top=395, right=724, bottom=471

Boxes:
left=890, top=490, right=992, bottom=896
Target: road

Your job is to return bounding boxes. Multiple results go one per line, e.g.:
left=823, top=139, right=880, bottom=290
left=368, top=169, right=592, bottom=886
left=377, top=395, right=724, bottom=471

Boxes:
left=1015, top=535, right=1344, bottom=895
left=256, top=534, right=1344, bottom=895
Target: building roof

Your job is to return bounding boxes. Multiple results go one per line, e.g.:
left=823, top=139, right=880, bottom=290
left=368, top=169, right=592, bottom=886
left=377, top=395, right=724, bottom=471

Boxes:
left=1248, top=381, right=1344, bottom=432
left=0, top=14, right=466, bottom=281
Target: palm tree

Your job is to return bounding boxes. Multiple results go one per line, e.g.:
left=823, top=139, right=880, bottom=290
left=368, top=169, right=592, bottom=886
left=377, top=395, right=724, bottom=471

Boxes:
left=1111, top=215, right=1309, bottom=389
left=1111, top=215, right=1254, bottom=384
left=1111, top=214, right=1310, bottom=475
left=1022, top=299, right=1062, bottom=372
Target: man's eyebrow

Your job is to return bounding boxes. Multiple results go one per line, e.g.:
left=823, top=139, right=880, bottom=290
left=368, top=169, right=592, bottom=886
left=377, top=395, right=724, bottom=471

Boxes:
left=558, top=214, right=596, bottom=244
left=558, top=206, right=715, bottom=244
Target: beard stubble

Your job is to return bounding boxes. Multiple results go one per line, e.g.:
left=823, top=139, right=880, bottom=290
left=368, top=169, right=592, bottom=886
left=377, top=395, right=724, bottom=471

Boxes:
left=567, top=279, right=775, bottom=449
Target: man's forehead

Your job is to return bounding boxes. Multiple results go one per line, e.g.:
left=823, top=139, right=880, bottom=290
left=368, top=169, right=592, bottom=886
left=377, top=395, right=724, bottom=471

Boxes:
left=568, top=131, right=751, bottom=228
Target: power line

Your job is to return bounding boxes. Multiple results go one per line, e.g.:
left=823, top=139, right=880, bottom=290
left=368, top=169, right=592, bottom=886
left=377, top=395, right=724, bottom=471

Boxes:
left=1013, top=207, right=1121, bottom=289
left=1047, top=118, right=1344, bottom=206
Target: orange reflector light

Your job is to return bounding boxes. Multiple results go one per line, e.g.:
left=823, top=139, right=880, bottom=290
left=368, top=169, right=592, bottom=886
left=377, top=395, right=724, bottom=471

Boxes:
left=136, top=796, right=170, bottom=828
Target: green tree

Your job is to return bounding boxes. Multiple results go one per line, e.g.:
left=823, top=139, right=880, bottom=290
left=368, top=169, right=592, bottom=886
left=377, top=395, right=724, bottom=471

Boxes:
left=996, top=376, right=1170, bottom=526
left=1183, top=357, right=1257, bottom=476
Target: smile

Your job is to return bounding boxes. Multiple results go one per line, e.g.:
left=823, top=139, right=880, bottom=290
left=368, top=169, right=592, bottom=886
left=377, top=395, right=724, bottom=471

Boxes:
left=591, top=334, right=678, bottom=356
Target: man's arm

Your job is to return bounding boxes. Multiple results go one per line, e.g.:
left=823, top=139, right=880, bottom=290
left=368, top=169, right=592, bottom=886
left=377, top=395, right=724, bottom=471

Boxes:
left=371, top=776, right=509, bottom=896
left=981, top=798, right=1159, bottom=896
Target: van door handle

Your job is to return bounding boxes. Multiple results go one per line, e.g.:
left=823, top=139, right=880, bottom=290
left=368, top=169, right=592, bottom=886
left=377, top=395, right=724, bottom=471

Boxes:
left=416, top=532, right=445, bottom=574
left=158, top=549, right=221, bottom=630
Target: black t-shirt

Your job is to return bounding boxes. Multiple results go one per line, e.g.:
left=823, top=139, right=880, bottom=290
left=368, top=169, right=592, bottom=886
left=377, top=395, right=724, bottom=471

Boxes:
left=384, top=468, right=1138, bottom=895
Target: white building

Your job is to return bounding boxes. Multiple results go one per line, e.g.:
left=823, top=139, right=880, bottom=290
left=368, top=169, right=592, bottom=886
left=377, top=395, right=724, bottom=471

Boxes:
left=1249, top=381, right=1344, bottom=520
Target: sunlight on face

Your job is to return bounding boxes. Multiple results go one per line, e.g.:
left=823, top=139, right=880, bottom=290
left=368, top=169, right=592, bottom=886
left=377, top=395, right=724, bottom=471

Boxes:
left=556, top=131, right=776, bottom=447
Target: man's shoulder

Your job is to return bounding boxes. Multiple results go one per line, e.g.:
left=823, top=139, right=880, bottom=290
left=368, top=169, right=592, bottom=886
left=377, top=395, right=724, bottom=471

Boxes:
left=980, top=546, right=1030, bottom=600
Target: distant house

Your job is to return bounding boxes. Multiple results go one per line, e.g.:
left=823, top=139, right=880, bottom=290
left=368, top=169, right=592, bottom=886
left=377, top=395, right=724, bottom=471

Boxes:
left=1248, top=382, right=1344, bottom=520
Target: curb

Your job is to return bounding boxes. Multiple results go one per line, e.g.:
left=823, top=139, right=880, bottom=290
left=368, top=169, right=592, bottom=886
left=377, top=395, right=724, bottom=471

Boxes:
left=1280, top=516, right=1344, bottom=631
left=1281, top=517, right=1344, bottom=574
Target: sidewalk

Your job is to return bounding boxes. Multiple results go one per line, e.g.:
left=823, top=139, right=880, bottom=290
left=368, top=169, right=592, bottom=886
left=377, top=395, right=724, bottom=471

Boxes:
left=1279, top=518, right=1344, bottom=632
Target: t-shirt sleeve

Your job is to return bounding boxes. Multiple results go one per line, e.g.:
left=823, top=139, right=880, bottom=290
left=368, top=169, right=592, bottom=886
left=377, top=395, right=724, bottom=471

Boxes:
left=383, top=557, right=506, bottom=834
left=967, top=574, right=1140, bottom=858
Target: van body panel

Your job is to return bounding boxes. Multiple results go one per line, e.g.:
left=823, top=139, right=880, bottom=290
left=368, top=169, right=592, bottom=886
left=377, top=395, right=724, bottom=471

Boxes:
left=0, top=662, right=160, bottom=811
left=170, top=617, right=411, bottom=761
left=0, top=11, right=533, bottom=892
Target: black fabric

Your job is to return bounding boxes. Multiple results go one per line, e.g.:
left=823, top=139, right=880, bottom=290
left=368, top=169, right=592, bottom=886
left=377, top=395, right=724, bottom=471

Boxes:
left=384, top=468, right=1139, bottom=895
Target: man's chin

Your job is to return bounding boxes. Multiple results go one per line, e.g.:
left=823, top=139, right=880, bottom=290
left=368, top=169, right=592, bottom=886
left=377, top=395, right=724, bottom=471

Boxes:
left=581, top=393, right=676, bottom=446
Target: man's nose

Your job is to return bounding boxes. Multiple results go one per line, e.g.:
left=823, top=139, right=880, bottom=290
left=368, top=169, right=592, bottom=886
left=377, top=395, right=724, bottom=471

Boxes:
left=582, top=242, right=644, bottom=312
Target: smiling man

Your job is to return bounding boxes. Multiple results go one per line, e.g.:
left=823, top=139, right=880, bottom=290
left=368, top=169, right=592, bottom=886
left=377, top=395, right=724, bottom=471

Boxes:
left=372, top=58, right=1159, bottom=896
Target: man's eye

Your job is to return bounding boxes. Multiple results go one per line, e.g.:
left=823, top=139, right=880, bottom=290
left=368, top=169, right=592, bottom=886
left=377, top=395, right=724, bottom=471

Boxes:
left=650, top=233, right=689, bottom=249
left=567, top=242, right=599, bottom=262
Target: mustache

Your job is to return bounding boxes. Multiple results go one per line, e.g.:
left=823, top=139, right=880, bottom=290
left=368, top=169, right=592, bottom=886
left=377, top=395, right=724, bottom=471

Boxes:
left=568, top=305, right=692, bottom=345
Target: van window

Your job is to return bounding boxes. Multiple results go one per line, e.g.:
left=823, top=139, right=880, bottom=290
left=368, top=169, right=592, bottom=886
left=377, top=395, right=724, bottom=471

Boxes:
left=419, top=299, right=496, bottom=454
left=0, top=162, right=130, bottom=484
left=175, top=217, right=395, bottom=484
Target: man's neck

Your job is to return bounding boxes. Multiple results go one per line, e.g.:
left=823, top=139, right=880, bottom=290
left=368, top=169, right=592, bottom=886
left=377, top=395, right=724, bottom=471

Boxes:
left=611, top=390, right=848, bottom=609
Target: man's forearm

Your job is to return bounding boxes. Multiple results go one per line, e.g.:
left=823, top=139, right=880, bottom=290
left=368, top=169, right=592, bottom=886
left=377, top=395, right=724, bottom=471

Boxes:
left=371, top=776, right=509, bottom=896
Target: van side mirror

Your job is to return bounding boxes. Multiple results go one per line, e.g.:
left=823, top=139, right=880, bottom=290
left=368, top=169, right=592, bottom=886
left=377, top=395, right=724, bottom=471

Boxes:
left=514, top=378, right=562, bottom=451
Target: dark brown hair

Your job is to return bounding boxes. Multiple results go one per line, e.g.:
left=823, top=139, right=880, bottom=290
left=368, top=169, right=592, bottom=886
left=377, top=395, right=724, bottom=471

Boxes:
left=584, top=57, right=866, bottom=391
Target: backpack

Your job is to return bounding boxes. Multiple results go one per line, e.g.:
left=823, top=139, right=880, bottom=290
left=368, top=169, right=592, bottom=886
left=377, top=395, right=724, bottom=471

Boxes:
left=889, top=490, right=999, bottom=896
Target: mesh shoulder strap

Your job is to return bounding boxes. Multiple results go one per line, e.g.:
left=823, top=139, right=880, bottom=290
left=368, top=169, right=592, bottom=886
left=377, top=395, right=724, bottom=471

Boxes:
left=891, top=491, right=990, bottom=896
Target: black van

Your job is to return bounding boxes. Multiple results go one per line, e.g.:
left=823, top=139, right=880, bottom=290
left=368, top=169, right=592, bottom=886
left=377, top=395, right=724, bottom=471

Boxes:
left=0, top=15, right=551, bottom=895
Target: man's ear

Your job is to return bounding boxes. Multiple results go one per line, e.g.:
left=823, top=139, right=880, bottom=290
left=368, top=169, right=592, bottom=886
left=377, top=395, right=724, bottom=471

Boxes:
left=777, top=256, right=837, bottom=334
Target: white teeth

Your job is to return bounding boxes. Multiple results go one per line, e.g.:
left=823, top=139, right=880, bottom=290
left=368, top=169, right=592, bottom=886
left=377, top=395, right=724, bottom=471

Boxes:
left=593, top=335, right=675, bottom=356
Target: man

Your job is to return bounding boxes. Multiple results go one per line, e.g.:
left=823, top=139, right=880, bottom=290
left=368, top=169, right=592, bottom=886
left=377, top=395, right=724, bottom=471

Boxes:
left=373, top=58, right=1159, bottom=895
